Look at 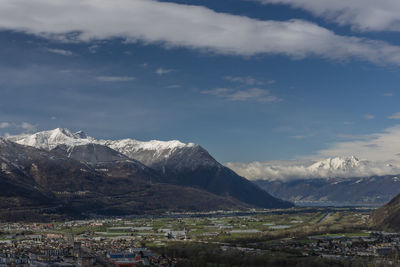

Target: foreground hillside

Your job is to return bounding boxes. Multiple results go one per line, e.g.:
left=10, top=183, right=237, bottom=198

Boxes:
left=371, top=193, right=400, bottom=231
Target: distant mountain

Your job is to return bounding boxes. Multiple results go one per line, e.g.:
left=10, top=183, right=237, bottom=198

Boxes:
left=8, top=128, right=94, bottom=150
left=255, top=175, right=400, bottom=205
left=308, top=156, right=364, bottom=176
left=372, top=193, right=400, bottom=231
left=227, top=156, right=400, bottom=205
left=6, top=128, right=293, bottom=211
left=227, top=156, right=400, bottom=181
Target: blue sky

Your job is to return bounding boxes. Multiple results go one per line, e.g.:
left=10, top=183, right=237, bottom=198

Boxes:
left=2, top=0, right=400, bottom=163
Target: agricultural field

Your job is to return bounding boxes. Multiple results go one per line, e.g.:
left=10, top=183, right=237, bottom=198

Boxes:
left=1, top=207, right=399, bottom=266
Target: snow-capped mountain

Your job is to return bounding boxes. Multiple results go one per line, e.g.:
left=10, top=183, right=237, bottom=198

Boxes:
left=307, top=156, right=371, bottom=178
left=0, top=138, right=253, bottom=219
left=6, top=128, right=292, bottom=209
left=8, top=128, right=198, bottom=163
left=101, top=139, right=197, bottom=156
left=309, top=156, right=362, bottom=172
left=228, top=156, right=400, bottom=205
left=98, top=139, right=212, bottom=171
left=227, top=156, right=400, bottom=181
left=8, top=128, right=220, bottom=172
left=7, top=128, right=95, bottom=150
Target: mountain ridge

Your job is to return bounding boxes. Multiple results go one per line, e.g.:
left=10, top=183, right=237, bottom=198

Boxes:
left=5, top=128, right=293, bottom=211
left=0, top=139, right=253, bottom=221
left=226, top=156, right=400, bottom=181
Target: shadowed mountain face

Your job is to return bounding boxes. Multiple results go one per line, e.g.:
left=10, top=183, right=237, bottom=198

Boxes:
left=7, top=129, right=293, bottom=210
left=51, top=143, right=159, bottom=182
left=103, top=140, right=293, bottom=209
left=59, top=143, right=292, bottom=209
left=372, top=194, right=400, bottom=231
left=52, top=143, right=128, bottom=164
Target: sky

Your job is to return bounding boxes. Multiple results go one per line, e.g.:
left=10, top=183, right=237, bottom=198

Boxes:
left=2, top=0, right=400, bottom=164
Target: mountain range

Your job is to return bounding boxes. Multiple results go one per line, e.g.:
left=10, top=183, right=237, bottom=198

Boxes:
left=0, top=128, right=292, bottom=220
left=228, top=157, right=400, bottom=205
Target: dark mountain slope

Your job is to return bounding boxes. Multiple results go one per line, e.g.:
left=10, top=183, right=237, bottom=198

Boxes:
left=372, top=194, right=400, bottom=231
left=0, top=139, right=249, bottom=220
left=51, top=143, right=160, bottom=182
left=7, top=129, right=293, bottom=210
left=109, top=143, right=293, bottom=209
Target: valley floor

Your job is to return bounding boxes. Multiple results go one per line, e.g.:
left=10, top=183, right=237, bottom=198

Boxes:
left=0, top=207, right=399, bottom=266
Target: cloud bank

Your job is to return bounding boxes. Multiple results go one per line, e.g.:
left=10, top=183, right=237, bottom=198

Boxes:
left=0, top=122, right=36, bottom=132
left=2, top=0, right=400, bottom=64
left=256, top=0, right=400, bottom=32
left=316, top=125, right=400, bottom=162
left=227, top=125, right=400, bottom=181
left=226, top=157, right=400, bottom=181
left=388, top=112, right=400, bottom=119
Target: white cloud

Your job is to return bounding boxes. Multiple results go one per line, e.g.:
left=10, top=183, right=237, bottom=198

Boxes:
left=0, top=122, right=36, bottom=132
left=316, top=125, right=400, bottom=162
left=228, top=125, right=400, bottom=181
left=226, top=157, right=400, bottom=181
left=0, top=122, right=10, bottom=129
left=96, top=76, right=135, bottom=82
left=88, top=44, right=100, bottom=53
left=201, top=87, right=279, bottom=102
left=20, top=122, right=36, bottom=132
left=46, top=48, right=73, bottom=56
left=364, top=114, right=375, bottom=119
left=1, top=0, right=400, bottom=65
left=223, top=76, right=264, bottom=85
left=155, top=68, right=175, bottom=75
left=256, top=0, right=400, bottom=32
left=388, top=112, right=400, bottom=119
left=384, top=93, right=393, bottom=97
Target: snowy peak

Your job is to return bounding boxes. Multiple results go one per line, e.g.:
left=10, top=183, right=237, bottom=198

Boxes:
left=227, top=156, right=400, bottom=181
left=100, top=139, right=197, bottom=155
left=6, top=128, right=198, bottom=158
left=309, top=156, right=362, bottom=172
left=98, top=139, right=201, bottom=168
left=7, top=128, right=95, bottom=150
left=6, top=128, right=217, bottom=173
